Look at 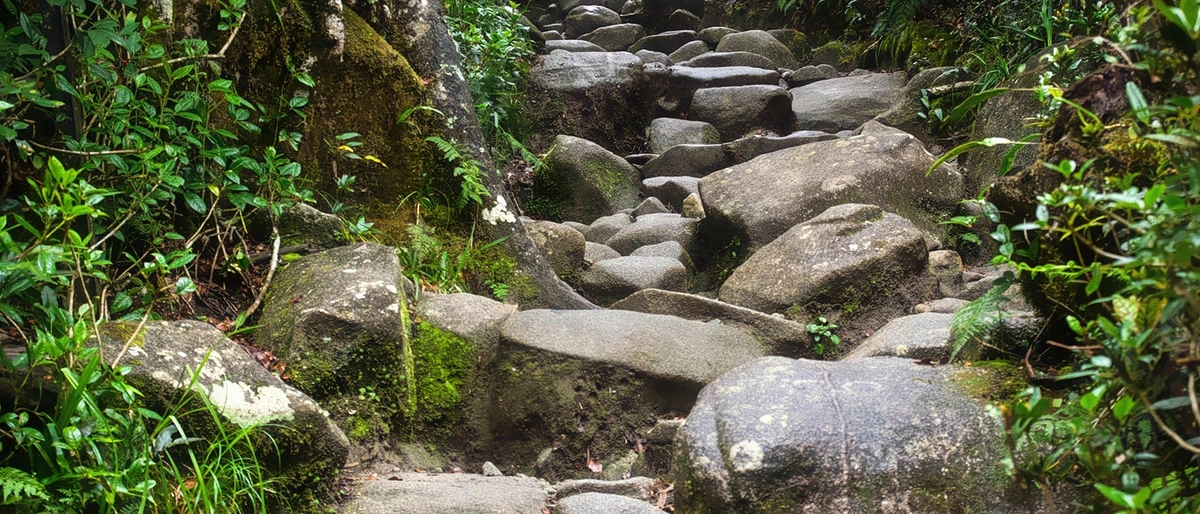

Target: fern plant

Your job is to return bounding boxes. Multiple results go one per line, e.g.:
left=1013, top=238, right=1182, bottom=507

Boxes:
left=948, top=273, right=1014, bottom=362
left=426, top=136, right=491, bottom=209
left=0, top=467, right=49, bottom=506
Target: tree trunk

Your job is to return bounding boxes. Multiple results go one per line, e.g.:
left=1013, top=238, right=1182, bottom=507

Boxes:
left=379, top=0, right=596, bottom=310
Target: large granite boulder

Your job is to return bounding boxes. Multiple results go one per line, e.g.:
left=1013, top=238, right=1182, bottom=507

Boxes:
left=538, top=135, right=642, bottom=223
left=874, top=66, right=967, bottom=146
left=611, top=289, right=814, bottom=356
left=628, top=30, right=698, bottom=54
left=527, top=219, right=587, bottom=278
left=556, top=493, right=667, bottom=514
left=647, top=117, right=720, bottom=154
left=680, top=51, right=777, bottom=70
left=415, top=292, right=516, bottom=349
left=577, top=256, right=688, bottom=304
left=718, top=204, right=928, bottom=315
left=842, top=312, right=954, bottom=360
left=713, top=29, right=798, bottom=69
left=546, top=40, right=607, bottom=53
left=579, top=23, right=646, bottom=51
left=698, top=26, right=738, bottom=47
left=699, top=123, right=964, bottom=249
left=641, top=144, right=730, bottom=178
left=790, top=72, right=906, bottom=131
left=722, top=130, right=837, bottom=162
left=586, top=212, right=635, bottom=244
left=690, top=85, right=794, bottom=141
left=97, top=320, right=349, bottom=493
left=668, top=40, right=711, bottom=63
left=784, top=64, right=838, bottom=87
left=667, top=65, right=780, bottom=94
left=642, top=176, right=699, bottom=210
left=564, top=5, right=622, bottom=37
left=674, top=356, right=1034, bottom=513
left=532, top=51, right=644, bottom=92
left=605, top=214, right=698, bottom=255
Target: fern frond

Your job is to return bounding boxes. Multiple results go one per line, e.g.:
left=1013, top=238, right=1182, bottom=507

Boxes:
left=874, top=0, right=929, bottom=36
left=0, top=467, right=49, bottom=505
left=425, top=136, right=464, bottom=162
left=948, top=276, right=1014, bottom=362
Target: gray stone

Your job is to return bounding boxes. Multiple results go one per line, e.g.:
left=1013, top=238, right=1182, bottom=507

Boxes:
left=606, top=214, right=697, bottom=255
left=848, top=68, right=872, bottom=76
left=719, top=204, right=928, bottom=314
left=415, top=292, right=517, bottom=348
left=642, top=176, right=698, bottom=210
left=783, top=63, right=838, bottom=87
left=96, top=320, right=349, bottom=492
left=564, top=5, right=622, bottom=37
left=585, top=241, right=622, bottom=263
left=278, top=203, right=349, bottom=248
left=586, top=212, right=634, bottom=244
left=554, top=477, right=657, bottom=501
left=913, top=297, right=970, bottom=314
left=681, top=192, right=704, bottom=219
left=698, top=124, right=964, bottom=249
left=527, top=220, right=587, bottom=277
left=620, top=0, right=642, bottom=14
left=668, top=65, right=780, bottom=93
left=345, top=473, right=550, bottom=514
left=674, top=357, right=1031, bottom=513
left=842, top=312, right=954, bottom=360
left=611, top=289, right=813, bottom=356
left=875, top=66, right=968, bottom=146
left=647, top=117, right=720, bottom=154
left=499, top=309, right=764, bottom=388
left=690, top=85, right=793, bottom=142
left=545, top=39, right=607, bottom=53
left=666, top=8, right=701, bottom=31
left=624, top=153, right=658, bottom=166
left=579, top=23, right=646, bottom=51
left=578, top=256, right=687, bottom=304
left=560, top=0, right=625, bottom=13
left=634, top=49, right=672, bottom=65
left=628, top=30, right=697, bottom=54
left=641, top=144, right=730, bottom=178
left=564, top=221, right=590, bottom=234
left=929, top=249, right=965, bottom=296
left=556, top=493, right=667, bottom=514
left=965, top=50, right=1055, bottom=194
left=532, top=51, right=644, bottom=92
left=667, top=40, right=710, bottom=63
left=542, top=135, right=642, bottom=223
left=723, top=130, right=838, bottom=163
left=714, top=29, right=798, bottom=69
left=543, top=22, right=565, bottom=32
left=633, top=197, right=671, bottom=216
left=482, top=461, right=505, bottom=476
left=790, top=72, right=906, bottom=131
left=259, top=243, right=410, bottom=399
left=542, top=30, right=564, bottom=40
left=698, top=26, right=738, bottom=47
left=767, top=28, right=807, bottom=63
left=630, top=240, right=688, bottom=262
left=681, top=51, right=776, bottom=70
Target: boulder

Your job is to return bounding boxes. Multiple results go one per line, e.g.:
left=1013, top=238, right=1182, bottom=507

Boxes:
left=810, top=41, right=859, bottom=70
left=527, top=220, right=588, bottom=277
left=97, top=320, right=349, bottom=492
left=542, top=30, right=564, bottom=40
left=714, top=29, right=798, bottom=69
left=556, top=493, right=667, bottom=514
left=415, top=293, right=517, bottom=349
left=674, top=356, right=1032, bottom=513
left=667, top=65, right=780, bottom=93
left=539, top=135, right=642, bottom=223
left=611, top=289, right=813, bottom=356
left=632, top=197, right=671, bottom=216
left=586, top=212, right=635, bottom=244
left=620, top=0, right=642, bottom=14
left=874, top=66, right=968, bottom=146
left=564, top=221, right=590, bottom=234
left=913, top=297, right=970, bottom=314
left=928, top=249, right=965, bottom=297
left=783, top=63, right=837, bottom=87
left=642, top=176, right=698, bottom=209
left=554, top=477, right=657, bottom=501
left=628, top=30, right=698, bottom=54
left=532, top=51, right=644, bottom=92
left=767, top=28, right=807, bottom=61
left=564, top=5, right=622, bottom=37
left=546, top=40, right=607, bottom=53
left=698, top=124, right=964, bottom=249
left=585, top=241, right=622, bottom=263
left=560, top=0, right=625, bottom=13
left=697, top=26, right=738, bottom=47
left=723, top=130, right=837, bottom=163
left=577, top=256, right=688, bottom=304
left=680, top=51, right=776, bottom=70
left=718, top=204, right=928, bottom=315
left=634, top=49, right=672, bottom=65
left=606, top=214, right=698, bottom=255
left=842, top=312, right=954, bottom=360
left=667, top=40, right=710, bottom=63
left=790, top=72, right=906, bottom=131
left=647, top=118, right=720, bottom=154
left=681, top=192, right=705, bottom=219
left=690, top=85, right=794, bottom=141
left=666, top=8, right=702, bottom=31
left=579, top=23, right=646, bottom=51
left=278, top=203, right=349, bottom=248
left=345, top=473, right=550, bottom=514
left=500, top=310, right=764, bottom=388
left=641, top=144, right=731, bottom=178
left=629, top=240, right=690, bottom=262
left=258, top=243, right=410, bottom=399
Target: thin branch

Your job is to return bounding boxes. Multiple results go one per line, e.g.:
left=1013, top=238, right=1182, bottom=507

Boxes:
left=241, top=225, right=280, bottom=320
left=89, top=182, right=162, bottom=251
left=110, top=303, right=152, bottom=368
left=1139, top=392, right=1200, bottom=454
left=138, top=12, right=247, bottom=72
left=1189, top=372, right=1200, bottom=428
left=14, top=43, right=75, bottom=83
left=1046, top=340, right=1102, bottom=351
left=29, top=140, right=148, bottom=157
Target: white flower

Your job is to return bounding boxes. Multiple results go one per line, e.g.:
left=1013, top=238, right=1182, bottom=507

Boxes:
left=482, top=195, right=516, bottom=225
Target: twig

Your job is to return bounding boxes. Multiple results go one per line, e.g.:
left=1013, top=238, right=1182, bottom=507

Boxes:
left=111, top=304, right=152, bottom=368
left=242, top=225, right=280, bottom=320
left=29, top=140, right=148, bottom=157
left=1189, top=372, right=1200, bottom=428
left=89, top=182, right=162, bottom=251
left=1139, top=392, right=1200, bottom=454
left=14, top=44, right=75, bottom=83
left=249, top=244, right=315, bottom=265
left=1046, top=340, right=1102, bottom=351
left=138, top=12, right=247, bottom=72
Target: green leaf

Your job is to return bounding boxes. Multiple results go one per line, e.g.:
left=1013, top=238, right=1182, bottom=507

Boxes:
left=1150, top=395, right=1193, bottom=410
left=945, top=88, right=1011, bottom=125
left=1125, top=82, right=1150, bottom=123
left=1112, top=395, right=1136, bottom=421
left=175, top=277, right=196, bottom=295
left=927, top=138, right=1031, bottom=177
left=1094, top=483, right=1135, bottom=509
left=182, top=191, right=206, bottom=213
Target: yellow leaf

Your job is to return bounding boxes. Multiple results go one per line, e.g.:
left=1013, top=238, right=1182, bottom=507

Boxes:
left=337, top=145, right=355, bottom=153
left=364, top=155, right=388, bottom=167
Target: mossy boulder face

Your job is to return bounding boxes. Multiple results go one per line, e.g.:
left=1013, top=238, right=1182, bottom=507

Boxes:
left=873, top=21, right=959, bottom=72
left=674, top=356, right=1036, bottom=513
left=533, top=135, right=642, bottom=223
left=96, top=320, right=349, bottom=499
left=874, top=66, right=970, bottom=147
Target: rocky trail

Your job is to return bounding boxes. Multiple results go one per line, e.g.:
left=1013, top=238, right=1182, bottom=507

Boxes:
left=101, top=4, right=1049, bottom=513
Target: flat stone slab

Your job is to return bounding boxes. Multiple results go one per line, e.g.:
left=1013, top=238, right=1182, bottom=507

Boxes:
left=842, top=312, right=954, bottom=361
left=500, top=310, right=764, bottom=387
left=667, top=65, right=780, bottom=91
left=790, top=72, right=906, bottom=131
left=556, top=492, right=667, bottom=514
left=533, top=51, right=644, bottom=92
left=344, top=473, right=551, bottom=514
